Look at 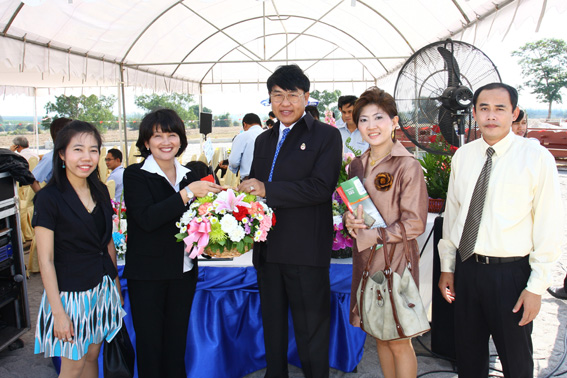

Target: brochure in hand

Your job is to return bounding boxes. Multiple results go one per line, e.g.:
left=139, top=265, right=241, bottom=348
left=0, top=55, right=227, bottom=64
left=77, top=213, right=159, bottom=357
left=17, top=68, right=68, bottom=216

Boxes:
left=336, top=176, right=387, bottom=229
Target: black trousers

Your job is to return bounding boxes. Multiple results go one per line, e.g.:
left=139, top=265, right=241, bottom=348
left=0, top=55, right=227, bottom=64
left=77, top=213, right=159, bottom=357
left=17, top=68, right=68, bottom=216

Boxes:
left=128, top=267, right=198, bottom=378
left=256, top=261, right=331, bottom=378
left=454, top=255, right=533, bottom=378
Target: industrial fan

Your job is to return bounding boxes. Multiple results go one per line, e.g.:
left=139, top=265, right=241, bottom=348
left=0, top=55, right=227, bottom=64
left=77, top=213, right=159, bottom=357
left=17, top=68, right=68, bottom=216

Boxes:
left=394, top=39, right=501, bottom=154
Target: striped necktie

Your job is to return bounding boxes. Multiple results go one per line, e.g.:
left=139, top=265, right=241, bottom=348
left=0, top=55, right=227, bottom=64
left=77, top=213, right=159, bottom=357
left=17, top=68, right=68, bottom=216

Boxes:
left=458, top=147, right=495, bottom=262
left=268, top=127, right=290, bottom=182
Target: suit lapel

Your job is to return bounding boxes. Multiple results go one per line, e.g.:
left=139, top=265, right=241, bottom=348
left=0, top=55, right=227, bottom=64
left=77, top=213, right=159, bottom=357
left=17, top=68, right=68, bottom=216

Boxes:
left=61, top=180, right=100, bottom=242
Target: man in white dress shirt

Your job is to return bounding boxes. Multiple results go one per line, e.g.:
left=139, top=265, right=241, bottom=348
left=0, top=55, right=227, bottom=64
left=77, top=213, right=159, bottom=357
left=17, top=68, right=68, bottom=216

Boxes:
left=228, top=113, right=264, bottom=181
left=106, top=148, right=125, bottom=202
left=336, top=95, right=368, bottom=156
left=438, top=83, right=563, bottom=378
left=11, top=136, right=39, bottom=162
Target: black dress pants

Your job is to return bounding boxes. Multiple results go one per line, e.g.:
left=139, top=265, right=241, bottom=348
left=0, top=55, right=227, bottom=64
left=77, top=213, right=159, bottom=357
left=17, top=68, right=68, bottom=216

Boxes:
left=128, top=267, right=198, bottom=378
left=256, top=261, right=331, bottom=378
left=454, top=255, right=533, bottom=378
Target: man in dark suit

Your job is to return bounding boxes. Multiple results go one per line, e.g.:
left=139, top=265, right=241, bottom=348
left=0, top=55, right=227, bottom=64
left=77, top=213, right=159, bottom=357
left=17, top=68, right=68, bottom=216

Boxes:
left=238, top=65, right=342, bottom=378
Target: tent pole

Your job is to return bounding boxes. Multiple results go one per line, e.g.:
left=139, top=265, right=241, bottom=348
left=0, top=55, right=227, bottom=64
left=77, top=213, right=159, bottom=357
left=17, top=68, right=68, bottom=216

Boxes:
left=199, top=82, right=203, bottom=155
left=33, top=87, right=39, bottom=154
left=119, top=64, right=129, bottom=165
left=117, top=83, right=124, bottom=155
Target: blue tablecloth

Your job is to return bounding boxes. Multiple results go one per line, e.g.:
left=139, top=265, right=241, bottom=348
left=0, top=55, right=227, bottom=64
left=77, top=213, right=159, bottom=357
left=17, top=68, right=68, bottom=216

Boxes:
left=54, top=263, right=367, bottom=377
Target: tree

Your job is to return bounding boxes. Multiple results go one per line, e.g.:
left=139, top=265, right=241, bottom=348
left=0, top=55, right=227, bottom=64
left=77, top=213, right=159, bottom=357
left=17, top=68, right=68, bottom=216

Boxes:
left=213, top=113, right=232, bottom=127
left=44, top=94, right=117, bottom=131
left=135, top=93, right=197, bottom=124
left=310, top=89, right=342, bottom=115
left=512, top=38, right=567, bottom=119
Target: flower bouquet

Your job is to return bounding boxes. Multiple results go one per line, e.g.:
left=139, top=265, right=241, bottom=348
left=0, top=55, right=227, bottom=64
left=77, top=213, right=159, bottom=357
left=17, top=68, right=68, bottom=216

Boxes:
left=111, top=198, right=127, bottom=262
left=332, top=153, right=355, bottom=258
left=175, top=189, right=275, bottom=258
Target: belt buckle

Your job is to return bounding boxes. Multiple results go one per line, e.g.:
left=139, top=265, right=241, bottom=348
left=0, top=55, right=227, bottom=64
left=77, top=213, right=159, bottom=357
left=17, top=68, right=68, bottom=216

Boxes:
left=475, top=254, right=490, bottom=264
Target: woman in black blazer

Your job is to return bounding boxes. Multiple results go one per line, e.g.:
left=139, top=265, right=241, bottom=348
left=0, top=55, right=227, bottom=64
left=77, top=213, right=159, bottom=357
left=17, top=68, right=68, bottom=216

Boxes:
left=123, top=109, right=221, bottom=378
left=33, top=121, right=125, bottom=377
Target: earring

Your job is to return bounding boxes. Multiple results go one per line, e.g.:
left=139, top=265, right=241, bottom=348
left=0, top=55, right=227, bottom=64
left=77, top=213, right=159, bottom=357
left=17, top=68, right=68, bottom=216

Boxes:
left=391, top=128, right=396, bottom=140
left=62, top=161, right=66, bottom=169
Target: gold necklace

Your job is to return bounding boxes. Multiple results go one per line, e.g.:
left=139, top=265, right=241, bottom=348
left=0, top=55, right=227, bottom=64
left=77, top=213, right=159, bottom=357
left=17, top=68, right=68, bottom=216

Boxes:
left=369, top=151, right=391, bottom=166
left=78, top=188, right=93, bottom=213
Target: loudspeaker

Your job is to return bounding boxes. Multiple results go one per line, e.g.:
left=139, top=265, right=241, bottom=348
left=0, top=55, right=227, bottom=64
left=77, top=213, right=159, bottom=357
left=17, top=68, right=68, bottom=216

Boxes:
left=199, top=112, right=212, bottom=136
left=430, top=215, right=456, bottom=360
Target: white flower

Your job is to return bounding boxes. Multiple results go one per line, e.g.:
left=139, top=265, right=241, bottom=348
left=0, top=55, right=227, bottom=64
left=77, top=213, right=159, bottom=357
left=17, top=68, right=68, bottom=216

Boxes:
left=228, top=225, right=245, bottom=242
left=180, top=210, right=196, bottom=225
left=180, top=226, right=187, bottom=233
left=256, top=214, right=264, bottom=221
left=220, top=214, right=237, bottom=233
left=333, top=215, right=343, bottom=227
left=241, top=217, right=249, bottom=224
left=210, top=217, right=219, bottom=224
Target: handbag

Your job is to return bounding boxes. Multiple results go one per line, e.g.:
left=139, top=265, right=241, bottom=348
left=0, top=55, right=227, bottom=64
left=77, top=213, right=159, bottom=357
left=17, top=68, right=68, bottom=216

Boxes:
left=103, top=325, right=135, bottom=378
left=356, top=222, right=430, bottom=341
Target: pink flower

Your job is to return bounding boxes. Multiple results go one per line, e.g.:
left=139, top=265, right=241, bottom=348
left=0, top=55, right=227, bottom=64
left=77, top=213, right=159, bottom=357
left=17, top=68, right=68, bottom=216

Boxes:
left=198, top=203, right=212, bottom=216
left=214, top=189, right=250, bottom=213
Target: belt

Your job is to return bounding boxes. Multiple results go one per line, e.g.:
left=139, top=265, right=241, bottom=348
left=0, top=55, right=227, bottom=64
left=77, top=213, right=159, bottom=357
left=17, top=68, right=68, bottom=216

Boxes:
left=473, top=254, right=525, bottom=265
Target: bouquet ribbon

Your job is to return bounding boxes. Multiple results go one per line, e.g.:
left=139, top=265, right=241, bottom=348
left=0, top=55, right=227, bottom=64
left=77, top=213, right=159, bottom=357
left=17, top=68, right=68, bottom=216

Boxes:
left=183, top=218, right=211, bottom=258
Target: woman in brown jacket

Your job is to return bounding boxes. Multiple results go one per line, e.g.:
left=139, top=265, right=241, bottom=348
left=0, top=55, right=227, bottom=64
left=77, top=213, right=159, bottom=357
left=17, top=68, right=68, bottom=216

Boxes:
left=345, top=87, right=428, bottom=378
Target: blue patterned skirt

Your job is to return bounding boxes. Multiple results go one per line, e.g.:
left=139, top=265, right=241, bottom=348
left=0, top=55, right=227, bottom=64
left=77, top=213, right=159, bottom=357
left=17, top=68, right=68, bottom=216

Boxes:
left=35, top=275, right=126, bottom=360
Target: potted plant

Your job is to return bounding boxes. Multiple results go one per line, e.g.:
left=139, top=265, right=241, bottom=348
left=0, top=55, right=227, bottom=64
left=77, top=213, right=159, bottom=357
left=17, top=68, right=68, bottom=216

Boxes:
left=419, top=127, right=456, bottom=213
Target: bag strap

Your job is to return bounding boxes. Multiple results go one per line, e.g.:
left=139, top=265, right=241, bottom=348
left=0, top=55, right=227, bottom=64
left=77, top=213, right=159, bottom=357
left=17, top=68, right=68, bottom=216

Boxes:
left=380, top=224, right=410, bottom=339
left=358, top=244, right=379, bottom=332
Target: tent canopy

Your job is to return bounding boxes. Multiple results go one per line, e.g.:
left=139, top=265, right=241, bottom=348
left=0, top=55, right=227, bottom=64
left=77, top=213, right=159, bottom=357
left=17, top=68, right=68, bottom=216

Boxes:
left=0, top=0, right=565, bottom=96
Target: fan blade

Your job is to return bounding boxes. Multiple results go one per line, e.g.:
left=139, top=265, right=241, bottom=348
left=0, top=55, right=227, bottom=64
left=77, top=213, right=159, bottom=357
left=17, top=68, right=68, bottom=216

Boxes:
left=438, top=108, right=459, bottom=147
left=438, top=46, right=461, bottom=87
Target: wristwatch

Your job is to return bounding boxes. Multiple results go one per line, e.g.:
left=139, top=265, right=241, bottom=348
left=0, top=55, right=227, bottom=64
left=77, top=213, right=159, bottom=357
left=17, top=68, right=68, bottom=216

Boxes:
left=184, top=185, right=194, bottom=200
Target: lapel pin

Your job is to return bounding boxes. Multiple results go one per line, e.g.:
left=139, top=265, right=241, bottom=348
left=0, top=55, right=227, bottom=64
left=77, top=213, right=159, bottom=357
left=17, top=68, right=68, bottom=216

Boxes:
left=300, top=143, right=306, bottom=150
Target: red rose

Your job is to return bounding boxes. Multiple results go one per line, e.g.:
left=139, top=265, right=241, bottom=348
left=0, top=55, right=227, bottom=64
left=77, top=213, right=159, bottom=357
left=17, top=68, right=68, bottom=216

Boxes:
left=450, top=145, right=458, bottom=152
left=272, top=213, right=276, bottom=226
left=429, top=135, right=437, bottom=143
left=233, top=205, right=249, bottom=221
left=432, top=124, right=440, bottom=133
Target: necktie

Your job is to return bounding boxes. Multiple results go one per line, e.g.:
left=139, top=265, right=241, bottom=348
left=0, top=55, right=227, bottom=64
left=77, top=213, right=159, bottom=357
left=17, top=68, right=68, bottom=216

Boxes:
left=458, top=147, right=495, bottom=262
left=268, top=127, right=290, bottom=182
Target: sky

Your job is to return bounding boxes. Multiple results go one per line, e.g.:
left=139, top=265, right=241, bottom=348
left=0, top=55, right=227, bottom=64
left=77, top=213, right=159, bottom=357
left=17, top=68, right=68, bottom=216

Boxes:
left=0, top=4, right=566, bottom=121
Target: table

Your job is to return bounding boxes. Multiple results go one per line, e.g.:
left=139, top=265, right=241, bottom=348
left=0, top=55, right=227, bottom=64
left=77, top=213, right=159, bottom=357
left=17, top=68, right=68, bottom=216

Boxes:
left=53, top=253, right=367, bottom=378
left=54, top=214, right=437, bottom=377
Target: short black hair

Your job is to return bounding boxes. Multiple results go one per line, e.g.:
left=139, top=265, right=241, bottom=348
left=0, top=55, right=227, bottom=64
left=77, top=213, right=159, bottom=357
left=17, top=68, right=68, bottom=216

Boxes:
left=473, top=83, right=518, bottom=111
left=269, top=111, right=276, bottom=118
left=50, top=117, right=73, bottom=142
left=242, top=113, right=262, bottom=126
left=305, top=105, right=320, bottom=120
left=265, top=119, right=274, bottom=127
left=136, top=108, right=188, bottom=159
left=108, top=148, right=123, bottom=162
left=338, top=95, right=357, bottom=110
left=267, top=64, right=310, bottom=94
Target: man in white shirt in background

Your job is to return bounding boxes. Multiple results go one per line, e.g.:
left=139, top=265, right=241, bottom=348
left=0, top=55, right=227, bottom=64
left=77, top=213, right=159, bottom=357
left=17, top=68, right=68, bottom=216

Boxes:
left=229, top=113, right=264, bottom=181
left=438, top=82, right=563, bottom=378
left=106, top=148, right=125, bottom=202
left=336, top=95, right=368, bottom=156
left=11, top=136, right=39, bottom=162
